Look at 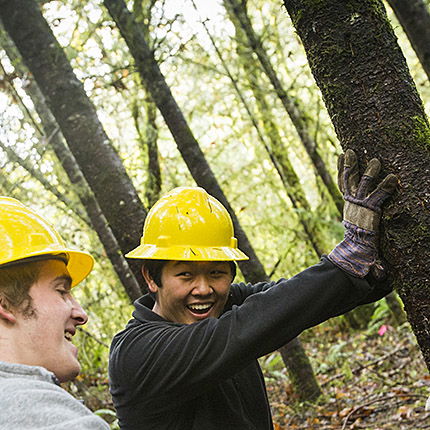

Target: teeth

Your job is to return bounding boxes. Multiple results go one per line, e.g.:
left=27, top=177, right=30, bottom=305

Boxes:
left=64, top=332, right=73, bottom=341
left=188, top=304, right=211, bottom=311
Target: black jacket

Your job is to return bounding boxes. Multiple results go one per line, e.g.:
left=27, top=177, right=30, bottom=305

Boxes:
left=109, top=257, right=390, bottom=429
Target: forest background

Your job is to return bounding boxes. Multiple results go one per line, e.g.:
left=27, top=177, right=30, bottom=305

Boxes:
left=1, top=0, right=430, bottom=428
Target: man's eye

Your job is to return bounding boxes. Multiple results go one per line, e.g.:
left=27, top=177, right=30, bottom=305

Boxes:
left=176, top=272, right=192, bottom=277
left=57, top=289, right=70, bottom=296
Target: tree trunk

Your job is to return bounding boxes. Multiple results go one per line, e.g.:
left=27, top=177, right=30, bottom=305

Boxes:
left=225, top=0, right=378, bottom=330
left=224, top=0, right=344, bottom=215
left=0, top=0, right=147, bottom=286
left=283, top=0, right=430, bottom=370
left=279, top=338, right=321, bottom=402
left=386, top=0, right=430, bottom=81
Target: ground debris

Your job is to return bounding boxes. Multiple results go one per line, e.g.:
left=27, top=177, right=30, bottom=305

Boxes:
left=265, top=323, right=430, bottom=429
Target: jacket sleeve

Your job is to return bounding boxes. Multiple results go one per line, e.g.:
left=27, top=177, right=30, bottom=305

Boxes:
left=109, top=256, right=389, bottom=409
left=0, top=379, right=110, bottom=430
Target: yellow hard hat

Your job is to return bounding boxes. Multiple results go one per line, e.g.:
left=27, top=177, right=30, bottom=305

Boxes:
left=126, top=187, right=249, bottom=261
left=0, top=197, right=94, bottom=287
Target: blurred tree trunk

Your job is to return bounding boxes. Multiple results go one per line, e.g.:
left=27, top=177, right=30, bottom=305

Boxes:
left=224, top=0, right=344, bottom=215
left=104, top=0, right=321, bottom=401
left=386, top=0, right=430, bottom=81
left=284, top=0, right=430, bottom=370
left=0, top=0, right=146, bottom=287
left=131, top=0, right=161, bottom=208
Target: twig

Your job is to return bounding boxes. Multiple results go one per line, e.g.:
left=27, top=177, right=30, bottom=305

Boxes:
left=77, top=327, right=109, bottom=348
left=341, top=393, right=428, bottom=430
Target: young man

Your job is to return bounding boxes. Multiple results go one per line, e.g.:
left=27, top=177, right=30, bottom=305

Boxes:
left=109, top=150, right=398, bottom=429
left=0, top=197, right=109, bottom=429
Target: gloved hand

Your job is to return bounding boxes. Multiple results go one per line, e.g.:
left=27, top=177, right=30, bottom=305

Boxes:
left=328, top=149, right=398, bottom=278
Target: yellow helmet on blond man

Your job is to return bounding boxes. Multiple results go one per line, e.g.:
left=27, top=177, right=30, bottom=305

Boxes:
left=0, top=197, right=94, bottom=287
left=126, top=187, right=249, bottom=261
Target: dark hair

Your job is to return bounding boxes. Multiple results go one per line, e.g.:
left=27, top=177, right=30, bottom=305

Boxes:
left=142, top=259, right=237, bottom=289
left=0, top=260, right=42, bottom=317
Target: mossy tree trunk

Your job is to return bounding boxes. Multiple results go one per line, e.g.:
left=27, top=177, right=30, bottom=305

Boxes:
left=283, top=0, right=430, bottom=369
left=0, top=0, right=147, bottom=288
left=225, top=0, right=376, bottom=331
left=386, top=0, right=430, bottom=81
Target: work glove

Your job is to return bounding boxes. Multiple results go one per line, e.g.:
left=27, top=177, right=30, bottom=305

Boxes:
left=328, top=149, right=398, bottom=278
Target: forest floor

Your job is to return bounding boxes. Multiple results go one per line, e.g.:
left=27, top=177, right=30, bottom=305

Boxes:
left=264, top=322, right=430, bottom=429
left=68, top=318, right=430, bottom=429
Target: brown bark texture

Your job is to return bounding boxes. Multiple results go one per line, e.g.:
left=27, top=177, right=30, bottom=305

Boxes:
left=283, top=0, right=430, bottom=369
left=0, top=0, right=147, bottom=288
left=387, top=0, right=430, bottom=81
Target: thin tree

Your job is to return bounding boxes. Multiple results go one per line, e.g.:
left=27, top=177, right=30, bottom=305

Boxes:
left=103, top=0, right=267, bottom=284
left=387, top=0, right=430, bottom=81
left=283, top=0, right=430, bottom=369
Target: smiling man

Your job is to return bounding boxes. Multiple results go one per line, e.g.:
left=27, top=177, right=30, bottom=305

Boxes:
left=109, top=151, right=398, bottom=430
left=0, top=197, right=109, bottom=429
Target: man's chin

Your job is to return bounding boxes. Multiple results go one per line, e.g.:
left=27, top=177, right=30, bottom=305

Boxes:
left=54, top=363, right=81, bottom=383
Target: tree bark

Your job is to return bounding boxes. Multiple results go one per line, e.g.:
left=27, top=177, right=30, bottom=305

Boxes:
left=386, top=0, right=430, bottom=81
left=283, top=0, right=430, bottom=369
left=279, top=338, right=321, bottom=402
left=103, top=0, right=267, bottom=284
left=0, top=0, right=147, bottom=286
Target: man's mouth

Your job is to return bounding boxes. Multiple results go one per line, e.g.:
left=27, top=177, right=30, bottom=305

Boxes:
left=187, top=303, right=213, bottom=315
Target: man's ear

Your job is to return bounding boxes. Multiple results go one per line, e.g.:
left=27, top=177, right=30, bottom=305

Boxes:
left=0, top=296, right=17, bottom=324
left=141, top=266, right=159, bottom=294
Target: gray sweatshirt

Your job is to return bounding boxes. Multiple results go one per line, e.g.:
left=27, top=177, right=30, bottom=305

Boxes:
left=0, top=361, right=110, bottom=430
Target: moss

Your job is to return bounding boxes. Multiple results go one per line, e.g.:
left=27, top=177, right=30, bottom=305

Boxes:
left=411, top=115, right=430, bottom=150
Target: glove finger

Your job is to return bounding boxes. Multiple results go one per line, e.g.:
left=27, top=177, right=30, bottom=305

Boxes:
left=366, top=173, right=398, bottom=210
left=337, top=153, right=345, bottom=194
left=344, top=149, right=359, bottom=196
left=356, top=158, right=381, bottom=199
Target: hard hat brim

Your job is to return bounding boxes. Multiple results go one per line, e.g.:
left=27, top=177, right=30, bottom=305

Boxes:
left=125, top=244, right=249, bottom=261
left=0, top=248, right=94, bottom=288
left=66, top=250, right=94, bottom=287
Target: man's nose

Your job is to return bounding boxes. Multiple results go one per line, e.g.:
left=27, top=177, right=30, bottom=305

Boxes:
left=70, top=296, right=89, bottom=325
left=191, top=276, right=212, bottom=296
